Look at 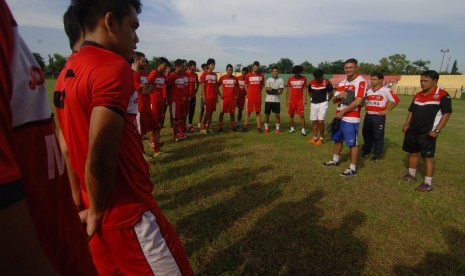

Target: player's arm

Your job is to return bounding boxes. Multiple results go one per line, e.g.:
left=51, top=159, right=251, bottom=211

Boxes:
left=58, top=130, right=82, bottom=210
left=194, top=75, right=199, bottom=94
left=84, top=106, right=124, bottom=238
left=304, top=84, right=308, bottom=104
left=402, top=112, right=413, bottom=133
left=327, top=82, right=334, bottom=100
left=379, top=101, right=399, bottom=116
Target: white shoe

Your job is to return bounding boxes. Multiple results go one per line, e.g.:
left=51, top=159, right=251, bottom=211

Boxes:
left=289, top=128, right=295, bottom=134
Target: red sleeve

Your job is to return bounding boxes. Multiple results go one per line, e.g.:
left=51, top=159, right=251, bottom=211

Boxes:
left=91, top=60, right=133, bottom=114
left=356, top=81, right=366, bottom=98
left=245, top=74, right=250, bottom=85
left=133, top=71, right=141, bottom=90
left=286, top=78, right=291, bottom=87
left=147, top=70, right=156, bottom=84
left=199, top=72, right=206, bottom=83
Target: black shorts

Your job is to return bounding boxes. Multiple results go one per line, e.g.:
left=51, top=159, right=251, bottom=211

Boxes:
left=402, top=131, right=437, bottom=158
left=265, top=102, right=280, bottom=115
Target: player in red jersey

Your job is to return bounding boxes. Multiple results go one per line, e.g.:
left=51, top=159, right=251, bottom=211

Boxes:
left=200, top=58, right=220, bottom=134
left=61, top=1, right=193, bottom=274
left=218, top=64, right=239, bottom=132
left=236, top=67, right=248, bottom=131
left=148, top=57, right=170, bottom=151
left=198, top=63, right=208, bottom=128
left=160, top=62, right=172, bottom=128
left=286, top=65, right=308, bottom=136
left=243, top=61, right=265, bottom=133
left=167, top=59, right=188, bottom=141
left=186, top=60, right=199, bottom=132
left=0, top=1, right=97, bottom=275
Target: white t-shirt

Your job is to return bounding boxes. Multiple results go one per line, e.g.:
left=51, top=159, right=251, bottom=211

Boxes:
left=265, top=77, right=284, bottom=103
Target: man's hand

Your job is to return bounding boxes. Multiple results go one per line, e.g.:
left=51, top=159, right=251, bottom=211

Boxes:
left=379, top=110, right=388, bottom=116
left=428, top=131, right=439, bottom=138
left=79, top=209, right=104, bottom=239
left=335, top=112, right=344, bottom=119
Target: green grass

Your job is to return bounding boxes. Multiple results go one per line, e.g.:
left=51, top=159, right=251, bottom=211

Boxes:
left=46, top=79, right=465, bottom=275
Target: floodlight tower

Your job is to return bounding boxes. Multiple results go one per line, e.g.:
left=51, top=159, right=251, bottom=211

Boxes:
left=440, top=49, right=449, bottom=73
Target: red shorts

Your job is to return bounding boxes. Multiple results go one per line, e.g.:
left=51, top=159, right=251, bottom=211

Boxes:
left=170, top=101, right=185, bottom=119
left=247, top=96, right=261, bottom=113
left=151, top=101, right=164, bottom=123
left=89, top=208, right=193, bottom=276
left=138, top=111, right=159, bottom=134
left=221, top=98, right=236, bottom=114
left=204, top=98, right=217, bottom=113
left=288, top=100, right=304, bottom=115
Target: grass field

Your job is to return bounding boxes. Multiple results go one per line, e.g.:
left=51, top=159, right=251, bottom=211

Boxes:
left=46, top=79, right=465, bottom=275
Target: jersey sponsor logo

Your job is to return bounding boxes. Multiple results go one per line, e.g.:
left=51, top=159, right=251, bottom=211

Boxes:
left=206, top=75, right=217, bottom=82
left=28, top=66, right=45, bottom=90
left=140, top=76, right=148, bottom=84
left=222, top=79, right=236, bottom=86
left=290, top=80, right=305, bottom=88
left=44, top=134, right=65, bottom=180
left=249, top=76, right=262, bottom=82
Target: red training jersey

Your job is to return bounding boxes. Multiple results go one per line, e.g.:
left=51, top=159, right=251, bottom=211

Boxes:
left=218, top=75, right=238, bottom=100
left=287, top=76, right=308, bottom=102
left=133, top=71, right=151, bottom=113
left=200, top=71, right=219, bottom=99
left=168, top=71, right=187, bottom=103
left=186, top=70, right=198, bottom=97
left=147, top=69, right=166, bottom=103
left=245, top=72, right=264, bottom=97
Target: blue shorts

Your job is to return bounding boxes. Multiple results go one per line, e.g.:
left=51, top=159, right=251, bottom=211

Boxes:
left=331, top=120, right=359, bottom=147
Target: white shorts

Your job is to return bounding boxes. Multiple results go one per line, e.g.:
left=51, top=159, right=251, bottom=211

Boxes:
left=310, top=101, right=329, bottom=121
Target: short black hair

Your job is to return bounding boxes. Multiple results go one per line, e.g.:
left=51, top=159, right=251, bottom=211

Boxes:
left=74, top=0, right=142, bottom=31
left=201, top=63, right=207, bottom=69
left=421, top=70, right=440, bottom=80
left=158, top=57, right=170, bottom=66
left=371, top=72, right=384, bottom=80
left=226, top=64, right=233, bottom=70
left=253, top=61, right=260, bottom=67
left=207, top=58, right=215, bottom=65
left=174, top=59, right=184, bottom=67
left=187, top=60, right=196, bottom=67
left=63, top=4, right=82, bottom=50
left=292, top=65, right=303, bottom=74
left=344, top=58, right=358, bottom=66
left=133, top=51, right=145, bottom=60
left=271, top=66, right=278, bottom=71
left=313, top=69, right=323, bottom=78
left=242, top=67, right=249, bottom=73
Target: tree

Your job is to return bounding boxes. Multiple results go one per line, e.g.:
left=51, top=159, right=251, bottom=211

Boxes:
left=387, top=54, right=410, bottom=74
left=358, top=62, right=379, bottom=75
left=275, top=58, right=294, bottom=74
left=301, top=61, right=316, bottom=74
left=412, top=59, right=431, bottom=73
left=451, top=60, right=460, bottom=75
left=46, top=53, right=67, bottom=78
left=32, top=52, right=46, bottom=72
left=378, top=57, right=390, bottom=74
left=234, top=63, right=243, bottom=72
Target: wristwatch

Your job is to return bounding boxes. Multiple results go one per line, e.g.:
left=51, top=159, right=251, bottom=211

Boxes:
left=434, top=129, right=441, bottom=133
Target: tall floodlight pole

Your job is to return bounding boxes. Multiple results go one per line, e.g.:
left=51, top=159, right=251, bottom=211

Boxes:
left=440, top=49, right=449, bottom=73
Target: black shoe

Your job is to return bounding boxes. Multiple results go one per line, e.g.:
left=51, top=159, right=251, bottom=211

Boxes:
left=371, top=153, right=380, bottom=162
left=362, top=151, right=370, bottom=158
left=230, top=128, right=237, bottom=132
left=218, top=128, right=223, bottom=133
left=257, top=128, right=263, bottom=133
left=242, top=127, right=248, bottom=133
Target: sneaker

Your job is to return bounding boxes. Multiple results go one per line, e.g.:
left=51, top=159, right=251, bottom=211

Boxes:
left=264, top=129, right=270, bottom=134
left=257, top=128, right=263, bottom=133
left=415, top=183, right=432, bottom=192
left=401, top=173, right=417, bottom=181
left=307, top=138, right=317, bottom=143
left=340, top=168, right=357, bottom=177
left=197, top=123, right=201, bottom=128
left=230, top=128, right=237, bottom=132
left=315, top=139, right=323, bottom=145
left=207, top=128, right=215, bottom=134
left=323, top=160, right=339, bottom=166
left=361, top=151, right=370, bottom=158
left=218, top=128, right=223, bottom=133
left=371, top=154, right=380, bottom=162
left=275, top=129, right=282, bottom=134
left=289, top=128, right=295, bottom=134
left=200, top=129, right=208, bottom=135
left=301, top=130, right=307, bottom=136
left=242, top=127, right=248, bottom=133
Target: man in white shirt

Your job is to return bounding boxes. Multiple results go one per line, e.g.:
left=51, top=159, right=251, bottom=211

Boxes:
left=264, top=67, right=284, bottom=133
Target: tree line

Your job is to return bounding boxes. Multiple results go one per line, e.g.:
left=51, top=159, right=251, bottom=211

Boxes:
left=33, top=52, right=461, bottom=78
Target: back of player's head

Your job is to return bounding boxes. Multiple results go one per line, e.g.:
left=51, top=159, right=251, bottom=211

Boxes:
left=242, top=67, right=249, bottom=73
left=63, top=4, right=82, bottom=50
left=421, top=70, right=440, bottom=80
left=207, top=58, right=215, bottom=65
left=187, top=60, right=196, bottom=67
left=74, top=0, right=142, bottom=31
left=253, top=61, right=260, bottom=67
left=226, top=64, right=233, bottom=70
left=201, top=63, right=207, bottom=70
left=344, top=58, right=358, bottom=66
left=371, top=72, right=384, bottom=80
left=313, top=69, right=324, bottom=78
left=174, top=59, right=184, bottom=68
left=292, top=65, right=303, bottom=74
left=158, top=57, right=170, bottom=66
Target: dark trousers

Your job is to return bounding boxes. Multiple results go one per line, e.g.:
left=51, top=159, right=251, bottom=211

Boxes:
left=188, top=97, right=196, bottom=125
left=362, top=114, right=386, bottom=155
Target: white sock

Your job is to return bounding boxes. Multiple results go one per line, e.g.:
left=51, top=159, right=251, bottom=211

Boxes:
left=302, top=128, right=306, bottom=134
left=197, top=123, right=201, bottom=128
left=408, top=168, right=417, bottom=177
left=276, top=124, right=280, bottom=130
left=350, top=164, right=357, bottom=171
left=333, top=154, right=340, bottom=162
left=313, top=136, right=318, bottom=140
left=424, top=176, right=433, bottom=185
left=264, top=123, right=269, bottom=130
left=290, top=127, right=295, bottom=131
left=319, top=137, right=323, bottom=140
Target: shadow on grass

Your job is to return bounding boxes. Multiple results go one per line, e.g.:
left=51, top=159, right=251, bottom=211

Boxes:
left=395, top=227, right=465, bottom=275
left=201, top=189, right=368, bottom=275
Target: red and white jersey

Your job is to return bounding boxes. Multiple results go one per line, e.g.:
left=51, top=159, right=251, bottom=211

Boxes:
left=200, top=71, right=218, bottom=99
left=334, top=75, right=367, bottom=123
left=62, top=41, right=157, bottom=230
left=133, top=71, right=151, bottom=113
left=287, top=76, right=308, bottom=102
left=365, top=86, right=400, bottom=115
left=1, top=1, right=97, bottom=274
left=147, top=69, right=166, bottom=103
left=167, top=72, right=187, bottom=103
left=245, top=72, right=264, bottom=97
left=186, top=70, right=198, bottom=97
left=218, top=75, right=238, bottom=100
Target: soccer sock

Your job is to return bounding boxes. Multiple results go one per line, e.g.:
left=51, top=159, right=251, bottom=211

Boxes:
left=264, top=123, right=269, bottom=130
left=319, top=137, right=323, bottom=140
left=198, top=122, right=201, bottom=128
left=290, top=127, right=295, bottom=131
left=276, top=123, right=280, bottom=130
left=350, top=164, right=357, bottom=171
left=333, top=154, right=340, bottom=163
left=408, top=168, right=417, bottom=177
left=244, top=123, right=248, bottom=129
left=219, top=121, right=223, bottom=129
left=424, top=176, right=433, bottom=185
left=302, top=128, right=306, bottom=134
left=313, top=136, right=318, bottom=140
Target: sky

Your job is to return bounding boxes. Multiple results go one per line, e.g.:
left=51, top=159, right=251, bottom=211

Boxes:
left=9, top=0, right=465, bottom=73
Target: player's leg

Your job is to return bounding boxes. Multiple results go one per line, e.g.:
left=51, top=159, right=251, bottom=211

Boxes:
left=361, top=115, right=373, bottom=156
